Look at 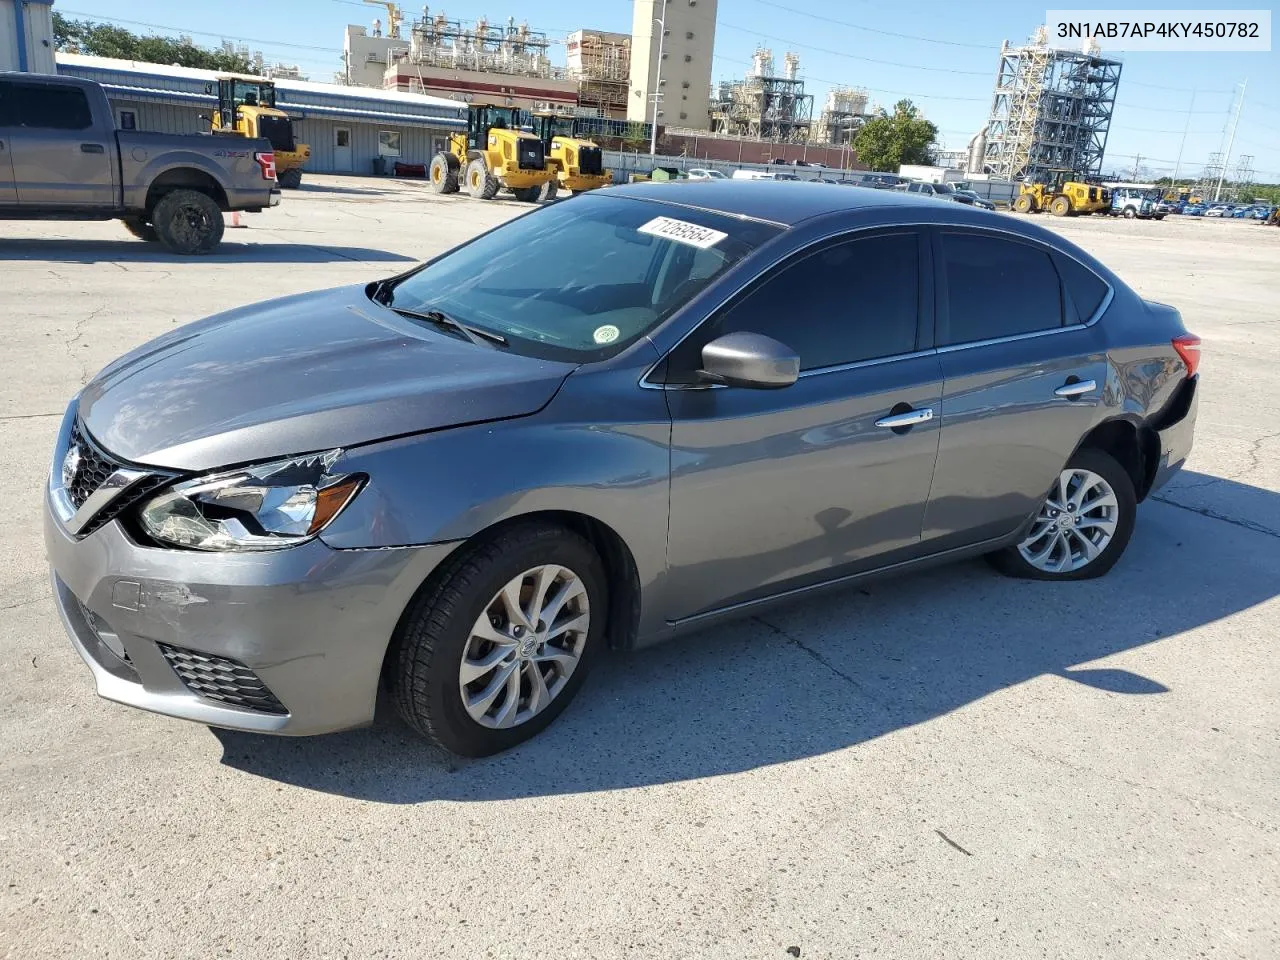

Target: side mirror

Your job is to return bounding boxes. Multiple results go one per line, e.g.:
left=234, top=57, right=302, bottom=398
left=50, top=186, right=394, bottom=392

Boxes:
left=698, top=332, right=799, bottom=389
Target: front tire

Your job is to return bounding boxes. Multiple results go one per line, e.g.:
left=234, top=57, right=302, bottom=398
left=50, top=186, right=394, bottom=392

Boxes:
left=390, top=522, right=608, bottom=757
left=429, top=153, right=459, bottom=194
left=1122, top=207, right=1137, bottom=219
left=277, top=167, right=303, bottom=189
left=465, top=158, right=500, bottom=200
left=1012, top=194, right=1033, bottom=214
left=989, top=448, right=1137, bottom=581
left=151, top=189, right=225, bottom=255
left=510, top=186, right=541, bottom=202
left=540, top=180, right=560, bottom=202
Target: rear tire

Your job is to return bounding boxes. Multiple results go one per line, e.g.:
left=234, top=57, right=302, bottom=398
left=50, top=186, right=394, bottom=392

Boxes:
left=465, top=158, right=500, bottom=200
left=277, top=167, right=303, bottom=189
left=151, top=189, right=224, bottom=255
left=988, top=447, right=1137, bottom=581
left=389, top=522, right=607, bottom=757
left=540, top=180, right=560, bottom=202
left=121, top=217, right=157, bottom=242
left=1049, top=196, right=1071, bottom=217
left=510, top=186, right=541, bottom=202
left=429, top=153, right=459, bottom=194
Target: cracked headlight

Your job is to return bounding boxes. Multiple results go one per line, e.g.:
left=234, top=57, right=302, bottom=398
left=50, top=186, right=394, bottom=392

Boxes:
left=140, top=451, right=364, bottom=551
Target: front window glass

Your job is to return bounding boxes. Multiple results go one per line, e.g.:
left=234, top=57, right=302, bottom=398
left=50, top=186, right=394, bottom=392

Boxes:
left=384, top=195, right=781, bottom=361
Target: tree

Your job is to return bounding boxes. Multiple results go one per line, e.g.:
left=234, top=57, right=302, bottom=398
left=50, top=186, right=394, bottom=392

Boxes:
left=52, top=12, right=259, bottom=74
left=852, top=100, right=938, bottom=172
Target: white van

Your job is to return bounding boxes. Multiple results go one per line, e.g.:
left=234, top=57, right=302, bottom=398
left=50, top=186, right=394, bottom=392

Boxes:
left=730, top=169, right=776, bottom=180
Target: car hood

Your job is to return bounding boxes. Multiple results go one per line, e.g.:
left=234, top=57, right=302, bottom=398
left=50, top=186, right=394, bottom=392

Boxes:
left=79, top=285, right=578, bottom=471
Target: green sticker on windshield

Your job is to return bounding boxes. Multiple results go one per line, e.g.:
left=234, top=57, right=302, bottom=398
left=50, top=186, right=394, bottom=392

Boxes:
left=593, top=325, right=621, bottom=344
left=638, top=216, right=728, bottom=249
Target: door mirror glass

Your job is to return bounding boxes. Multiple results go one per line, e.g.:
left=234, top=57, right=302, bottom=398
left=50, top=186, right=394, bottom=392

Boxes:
left=699, top=332, right=798, bottom=389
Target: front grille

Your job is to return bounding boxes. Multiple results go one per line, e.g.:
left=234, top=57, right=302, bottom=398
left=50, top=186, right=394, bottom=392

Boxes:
left=578, top=146, right=603, bottom=176
left=517, top=138, right=545, bottom=170
left=158, top=643, right=288, bottom=715
left=63, top=423, right=171, bottom=536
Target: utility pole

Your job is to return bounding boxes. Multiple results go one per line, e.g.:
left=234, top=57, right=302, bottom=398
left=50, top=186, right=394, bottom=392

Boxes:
left=1129, top=154, right=1142, bottom=181
left=1215, top=79, right=1247, bottom=202
left=648, top=0, right=668, bottom=160
left=1172, top=89, right=1195, bottom=184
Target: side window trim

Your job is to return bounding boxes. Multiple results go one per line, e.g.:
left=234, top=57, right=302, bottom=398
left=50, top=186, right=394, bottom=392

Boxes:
left=932, top=226, right=1089, bottom=352
left=652, top=225, right=931, bottom=385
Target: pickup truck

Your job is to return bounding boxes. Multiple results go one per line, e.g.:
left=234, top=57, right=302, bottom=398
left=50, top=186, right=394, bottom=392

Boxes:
left=0, top=73, right=280, bottom=254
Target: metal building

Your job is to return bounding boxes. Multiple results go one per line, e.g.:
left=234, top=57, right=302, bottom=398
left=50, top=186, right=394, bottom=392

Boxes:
left=55, top=52, right=465, bottom=175
left=982, top=28, right=1121, bottom=182
left=709, top=49, right=813, bottom=143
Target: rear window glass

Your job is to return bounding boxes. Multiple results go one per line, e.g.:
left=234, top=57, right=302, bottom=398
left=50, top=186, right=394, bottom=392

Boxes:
left=941, top=232, right=1063, bottom=344
left=1, top=81, right=92, bottom=130
left=1055, top=255, right=1109, bottom=323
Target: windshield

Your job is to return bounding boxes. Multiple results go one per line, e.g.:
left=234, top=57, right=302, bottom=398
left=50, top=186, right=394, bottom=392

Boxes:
left=383, top=194, right=781, bottom=361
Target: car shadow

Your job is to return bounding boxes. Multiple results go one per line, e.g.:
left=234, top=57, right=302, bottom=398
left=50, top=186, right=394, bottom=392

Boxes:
left=0, top=239, right=416, bottom=264
left=214, top=471, right=1280, bottom=802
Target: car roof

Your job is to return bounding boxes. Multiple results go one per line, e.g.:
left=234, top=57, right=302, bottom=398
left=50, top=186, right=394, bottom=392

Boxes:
left=609, top=179, right=947, bottom=226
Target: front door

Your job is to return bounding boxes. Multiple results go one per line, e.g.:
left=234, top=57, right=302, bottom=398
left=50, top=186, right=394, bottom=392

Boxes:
left=0, top=81, right=16, bottom=204
left=3, top=79, right=114, bottom=207
left=333, top=127, right=353, bottom=172
left=663, top=229, right=944, bottom=621
left=923, top=228, right=1110, bottom=545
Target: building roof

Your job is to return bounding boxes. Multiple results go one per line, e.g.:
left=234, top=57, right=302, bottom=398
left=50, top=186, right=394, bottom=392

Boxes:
left=55, top=52, right=464, bottom=112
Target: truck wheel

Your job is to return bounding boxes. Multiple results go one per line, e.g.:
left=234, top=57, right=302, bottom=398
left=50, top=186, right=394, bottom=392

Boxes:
left=121, top=217, right=158, bottom=242
left=540, top=180, right=559, bottom=202
left=1122, top=207, right=1137, bottom=219
left=429, top=153, right=459, bottom=194
left=510, top=186, right=541, bottom=202
left=277, top=168, right=302, bottom=189
left=1012, top=195, right=1032, bottom=214
left=1049, top=196, right=1071, bottom=217
left=465, top=159, right=500, bottom=200
left=152, top=189, right=225, bottom=255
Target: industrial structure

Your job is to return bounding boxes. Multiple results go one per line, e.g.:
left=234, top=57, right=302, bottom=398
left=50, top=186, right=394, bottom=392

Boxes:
left=628, top=0, right=717, bottom=130
left=811, top=85, right=869, bottom=146
left=710, top=48, right=813, bottom=143
left=566, top=30, right=630, bottom=118
left=982, top=28, right=1122, bottom=183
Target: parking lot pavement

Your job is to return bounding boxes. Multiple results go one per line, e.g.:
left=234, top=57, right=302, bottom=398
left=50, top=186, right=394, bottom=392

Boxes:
left=1, top=179, right=1277, bottom=959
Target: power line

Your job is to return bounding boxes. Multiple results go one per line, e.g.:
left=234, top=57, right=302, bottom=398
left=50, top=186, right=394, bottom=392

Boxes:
left=742, top=0, right=993, bottom=49
left=716, top=21, right=991, bottom=75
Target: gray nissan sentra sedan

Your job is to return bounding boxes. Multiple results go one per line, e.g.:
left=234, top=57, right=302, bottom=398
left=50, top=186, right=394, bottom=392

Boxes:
left=44, top=182, right=1200, bottom=756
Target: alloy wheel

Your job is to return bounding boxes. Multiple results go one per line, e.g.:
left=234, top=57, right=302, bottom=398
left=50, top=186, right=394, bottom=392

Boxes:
left=1017, top=468, right=1120, bottom=574
left=458, top=565, right=590, bottom=729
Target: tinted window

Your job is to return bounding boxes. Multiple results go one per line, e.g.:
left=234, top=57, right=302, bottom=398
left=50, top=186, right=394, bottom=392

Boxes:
left=941, top=233, right=1062, bottom=344
left=3, top=82, right=92, bottom=130
left=1056, top=254, right=1109, bottom=322
left=679, top=232, right=920, bottom=374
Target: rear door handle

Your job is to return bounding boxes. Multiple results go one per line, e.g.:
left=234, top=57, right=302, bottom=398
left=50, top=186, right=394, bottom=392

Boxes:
left=875, top=408, right=934, bottom=429
left=1054, top=379, right=1097, bottom=398
left=80, top=143, right=105, bottom=154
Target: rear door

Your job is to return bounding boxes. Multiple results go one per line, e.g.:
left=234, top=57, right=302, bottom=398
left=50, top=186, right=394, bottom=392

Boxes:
left=662, top=229, right=944, bottom=620
left=0, top=81, right=16, bottom=204
left=923, top=228, right=1110, bottom=546
left=5, top=79, right=115, bottom=207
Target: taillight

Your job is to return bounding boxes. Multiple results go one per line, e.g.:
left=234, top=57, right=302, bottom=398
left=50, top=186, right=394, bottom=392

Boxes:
left=1172, top=334, right=1201, bottom=378
left=255, top=151, right=277, bottom=181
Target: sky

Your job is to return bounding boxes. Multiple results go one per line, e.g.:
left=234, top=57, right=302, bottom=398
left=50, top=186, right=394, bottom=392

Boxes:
left=54, top=0, right=1280, bottom=181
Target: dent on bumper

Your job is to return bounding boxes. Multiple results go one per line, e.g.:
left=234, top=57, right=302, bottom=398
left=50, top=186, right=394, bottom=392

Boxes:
left=44, top=495, right=459, bottom=735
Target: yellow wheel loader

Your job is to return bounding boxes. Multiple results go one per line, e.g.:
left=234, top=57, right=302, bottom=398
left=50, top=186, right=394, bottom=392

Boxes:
left=1012, top=172, right=1110, bottom=216
left=209, top=76, right=310, bottom=188
left=528, top=113, right=612, bottom=200
left=428, top=105, right=554, bottom=202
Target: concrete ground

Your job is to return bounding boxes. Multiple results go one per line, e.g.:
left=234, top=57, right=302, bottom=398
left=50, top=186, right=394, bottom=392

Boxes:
left=1, top=177, right=1277, bottom=960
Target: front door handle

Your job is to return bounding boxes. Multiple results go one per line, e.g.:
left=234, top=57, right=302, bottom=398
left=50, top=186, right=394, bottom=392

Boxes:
left=1054, top=378, right=1097, bottom=398
left=80, top=143, right=106, bottom=154
left=875, top=407, right=934, bottom=430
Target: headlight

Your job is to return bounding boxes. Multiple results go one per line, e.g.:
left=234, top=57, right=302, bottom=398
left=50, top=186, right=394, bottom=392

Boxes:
left=140, top=450, right=364, bottom=552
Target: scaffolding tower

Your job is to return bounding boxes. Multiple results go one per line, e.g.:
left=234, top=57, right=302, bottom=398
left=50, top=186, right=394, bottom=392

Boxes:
left=396, top=9, right=558, bottom=78
left=1231, top=154, right=1255, bottom=200
left=566, top=30, right=630, bottom=118
left=709, top=48, right=814, bottom=143
left=983, top=28, right=1122, bottom=182
left=1192, top=152, right=1224, bottom=200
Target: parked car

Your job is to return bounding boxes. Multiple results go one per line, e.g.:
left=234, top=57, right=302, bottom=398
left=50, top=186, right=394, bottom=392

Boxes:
left=1110, top=188, right=1165, bottom=220
left=952, top=189, right=996, bottom=210
left=686, top=168, right=727, bottom=181
left=1204, top=205, right=1230, bottom=217
left=1183, top=204, right=1207, bottom=216
left=44, top=183, right=1200, bottom=756
left=0, top=72, right=280, bottom=253
left=730, top=169, right=776, bottom=180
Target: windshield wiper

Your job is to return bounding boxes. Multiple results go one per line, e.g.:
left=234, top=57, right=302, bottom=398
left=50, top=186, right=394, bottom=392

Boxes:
left=390, top=306, right=507, bottom=347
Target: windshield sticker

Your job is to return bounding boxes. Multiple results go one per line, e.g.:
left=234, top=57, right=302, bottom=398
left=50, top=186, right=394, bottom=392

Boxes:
left=593, top=324, right=621, bottom=345
left=637, top=216, right=728, bottom=249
